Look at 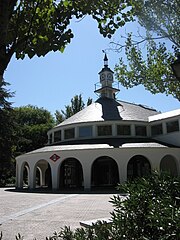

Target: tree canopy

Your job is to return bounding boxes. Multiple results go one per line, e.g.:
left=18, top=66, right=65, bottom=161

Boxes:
left=0, top=0, right=136, bottom=83
left=55, top=94, right=92, bottom=124
left=113, top=0, right=180, bottom=100
left=14, top=105, right=55, bottom=154
left=0, top=80, right=15, bottom=186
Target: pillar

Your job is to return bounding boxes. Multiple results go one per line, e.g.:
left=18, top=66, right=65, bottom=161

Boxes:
left=50, top=163, right=59, bottom=190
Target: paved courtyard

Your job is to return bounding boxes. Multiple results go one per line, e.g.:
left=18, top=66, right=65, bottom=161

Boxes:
left=0, top=188, right=115, bottom=240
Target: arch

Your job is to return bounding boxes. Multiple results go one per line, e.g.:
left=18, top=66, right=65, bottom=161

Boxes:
left=127, top=155, right=151, bottom=180
left=160, top=155, right=178, bottom=177
left=91, top=156, right=119, bottom=189
left=20, top=161, right=30, bottom=188
left=34, top=160, right=52, bottom=189
left=59, top=158, right=84, bottom=189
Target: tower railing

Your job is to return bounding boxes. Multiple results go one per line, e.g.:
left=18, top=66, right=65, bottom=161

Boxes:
left=94, top=81, right=120, bottom=91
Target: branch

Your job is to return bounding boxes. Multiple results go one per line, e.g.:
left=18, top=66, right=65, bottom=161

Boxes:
left=23, top=0, right=41, bottom=52
left=109, top=34, right=174, bottom=52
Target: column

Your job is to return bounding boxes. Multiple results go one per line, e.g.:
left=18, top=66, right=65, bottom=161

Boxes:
left=51, top=163, right=59, bottom=190
left=29, top=162, right=36, bottom=189
left=81, top=161, right=92, bottom=191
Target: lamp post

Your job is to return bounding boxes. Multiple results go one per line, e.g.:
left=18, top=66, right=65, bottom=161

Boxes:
left=171, top=55, right=180, bottom=80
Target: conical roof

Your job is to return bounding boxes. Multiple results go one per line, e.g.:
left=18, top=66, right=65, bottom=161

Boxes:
left=54, top=97, right=158, bottom=128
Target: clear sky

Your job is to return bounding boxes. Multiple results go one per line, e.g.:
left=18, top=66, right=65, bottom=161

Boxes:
left=5, top=16, right=179, bottom=116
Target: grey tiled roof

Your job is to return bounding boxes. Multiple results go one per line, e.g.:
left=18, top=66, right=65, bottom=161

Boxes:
left=51, top=137, right=176, bottom=148
left=22, top=141, right=169, bottom=156
left=55, top=97, right=159, bottom=128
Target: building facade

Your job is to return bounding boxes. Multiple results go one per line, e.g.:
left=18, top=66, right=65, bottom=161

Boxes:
left=16, top=55, right=180, bottom=191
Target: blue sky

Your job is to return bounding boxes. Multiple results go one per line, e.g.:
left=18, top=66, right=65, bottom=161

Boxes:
left=5, top=16, right=179, bottom=115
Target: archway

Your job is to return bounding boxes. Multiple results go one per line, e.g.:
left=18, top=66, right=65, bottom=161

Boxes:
left=21, top=162, right=30, bottom=188
left=160, top=155, right=178, bottom=177
left=60, top=158, right=83, bottom=189
left=127, top=155, right=151, bottom=180
left=91, top=156, right=119, bottom=189
left=35, top=160, right=52, bottom=189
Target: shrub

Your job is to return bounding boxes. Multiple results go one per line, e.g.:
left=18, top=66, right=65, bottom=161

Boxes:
left=110, top=172, right=180, bottom=240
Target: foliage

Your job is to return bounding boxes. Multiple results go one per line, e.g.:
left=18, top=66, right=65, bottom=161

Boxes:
left=110, top=172, right=180, bottom=239
left=0, top=80, right=16, bottom=186
left=114, top=0, right=180, bottom=100
left=114, top=35, right=180, bottom=100
left=55, top=94, right=92, bottom=124
left=0, top=0, right=136, bottom=81
left=0, top=79, right=14, bottom=109
left=14, top=105, right=55, bottom=155
left=0, top=107, right=16, bottom=186
left=134, top=0, right=179, bottom=47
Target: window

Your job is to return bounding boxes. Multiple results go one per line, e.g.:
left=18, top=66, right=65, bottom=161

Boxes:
left=166, top=120, right=179, bottom=133
left=54, top=130, right=61, bottom=142
left=79, top=126, right=93, bottom=138
left=135, top=126, right=147, bottom=136
left=151, top=124, right=163, bottom=136
left=117, top=125, right=131, bottom=135
left=64, top=128, right=75, bottom=139
left=97, top=125, right=112, bottom=136
left=49, top=133, right=52, bottom=144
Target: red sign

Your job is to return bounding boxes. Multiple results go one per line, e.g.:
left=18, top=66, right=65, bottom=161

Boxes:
left=50, top=154, right=60, bottom=162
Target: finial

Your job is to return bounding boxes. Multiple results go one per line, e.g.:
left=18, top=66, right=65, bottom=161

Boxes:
left=103, top=51, right=108, bottom=67
left=102, top=50, right=108, bottom=67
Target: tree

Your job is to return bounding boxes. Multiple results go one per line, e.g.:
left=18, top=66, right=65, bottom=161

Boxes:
left=0, top=80, right=15, bottom=186
left=55, top=94, right=92, bottom=124
left=14, top=105, right=55, bottom=154
left=0, top=0, right=136, bottom=84
left=113, top=0, right=180, bottom=100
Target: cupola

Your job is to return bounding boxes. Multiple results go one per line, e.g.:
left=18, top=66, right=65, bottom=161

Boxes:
left=94, top=54, right=120, bottom=99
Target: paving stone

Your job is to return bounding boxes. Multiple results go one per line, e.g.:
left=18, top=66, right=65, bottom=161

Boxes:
left=0, top=188, right=115, bottom=240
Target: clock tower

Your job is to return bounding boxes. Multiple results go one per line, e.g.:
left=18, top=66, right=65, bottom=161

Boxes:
left=95, top=54, right=120, bottom=99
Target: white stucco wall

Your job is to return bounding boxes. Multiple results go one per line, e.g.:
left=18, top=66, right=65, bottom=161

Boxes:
left=16, top=145, right=180, bottom=191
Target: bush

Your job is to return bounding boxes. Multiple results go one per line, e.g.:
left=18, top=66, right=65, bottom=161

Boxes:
left=110, top=172, right=180, bottom=240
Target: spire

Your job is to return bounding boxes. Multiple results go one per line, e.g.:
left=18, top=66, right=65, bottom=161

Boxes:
left=104, top=53, right=108, bottom=67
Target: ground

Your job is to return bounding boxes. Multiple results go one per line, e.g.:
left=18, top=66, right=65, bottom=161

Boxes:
left=0, top=188, right=115, bottom=240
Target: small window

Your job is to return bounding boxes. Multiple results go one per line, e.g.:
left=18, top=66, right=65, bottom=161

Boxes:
left=97, top=125, right=112, bottom=136
left=135, top=126, right=147, bottom=136
left=166, top=120, right=179, bottom=133
left=151, top=124, right=163, bottom=136
left=64, top=128, right=75, bottom=139
left=54, top=130, right=61, bottom=142
left=79, top=126, right=93, bottom=138
left=117, top=125, right=131, bottom=135
left=49, top=133, right=52, bottom=144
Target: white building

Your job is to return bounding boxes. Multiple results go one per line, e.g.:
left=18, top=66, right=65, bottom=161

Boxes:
left=16, top=55, right=180, bottom=191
